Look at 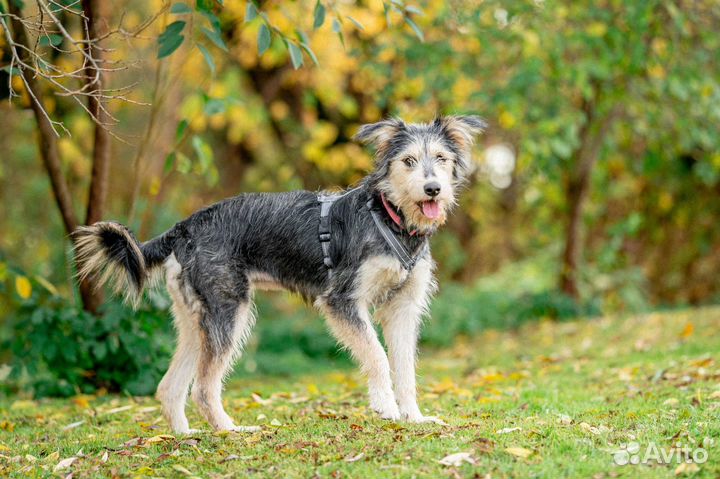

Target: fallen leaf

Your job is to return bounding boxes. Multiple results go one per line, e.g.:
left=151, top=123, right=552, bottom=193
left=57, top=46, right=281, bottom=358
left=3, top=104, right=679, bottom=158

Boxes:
left=664, top=398, right=680, bottom=407
left=675, top=462, right=700, bottom=475
left=0, top=421, right=15, bottom=432
left=251, top=393, right=271, bottom=405
left=221, top=454, right=240, bottom=463
left=62, top=420, right=86, bottom=431
left=505, top=447, right=533, bottom=459
left=438, top=452, right=475, bottom=466
left=680, top=323, right=694, bottom=339
left=172, top=464, right=193, bottom=475
left=344, top=452, right=365, bottom=463
left=53, top=457, right=77, bottom=472
left=103, top=405, right=133, bottom=415
left=145, top=434, right=175, bottom=444
left=496, top=427, right=522, bottom=434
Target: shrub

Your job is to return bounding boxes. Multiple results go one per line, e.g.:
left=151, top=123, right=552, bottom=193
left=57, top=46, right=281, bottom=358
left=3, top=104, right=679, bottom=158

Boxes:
left=3, top=271, right=174, bottom=397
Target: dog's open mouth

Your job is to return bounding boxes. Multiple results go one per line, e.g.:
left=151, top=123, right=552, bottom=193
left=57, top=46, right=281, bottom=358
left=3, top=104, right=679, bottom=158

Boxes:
left=420, top=200, right=441, bottom=219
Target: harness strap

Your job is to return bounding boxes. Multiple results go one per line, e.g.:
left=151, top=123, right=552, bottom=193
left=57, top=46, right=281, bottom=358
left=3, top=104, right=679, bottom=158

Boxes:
left=317, top=190, right=427, bottom=279
left=318, top=193, right=338, bottom=276
left=367, top=198, right=425, bottom=271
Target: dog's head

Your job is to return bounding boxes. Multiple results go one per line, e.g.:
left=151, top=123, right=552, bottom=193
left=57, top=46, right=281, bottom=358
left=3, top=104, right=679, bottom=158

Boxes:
left=357, top=116, right=486, bottom=233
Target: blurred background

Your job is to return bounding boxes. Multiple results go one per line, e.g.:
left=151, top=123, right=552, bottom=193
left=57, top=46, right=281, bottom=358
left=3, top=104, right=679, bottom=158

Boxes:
left=0, top=0, right=718, bottom=397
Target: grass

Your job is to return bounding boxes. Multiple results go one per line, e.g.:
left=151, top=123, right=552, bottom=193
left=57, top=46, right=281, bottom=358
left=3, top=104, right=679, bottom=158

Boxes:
left=2, top=306, right=720, bottom=478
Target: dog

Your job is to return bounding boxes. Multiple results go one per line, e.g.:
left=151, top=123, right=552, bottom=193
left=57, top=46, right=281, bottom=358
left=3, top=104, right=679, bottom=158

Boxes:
left=74, top=115, right=486, bottom=433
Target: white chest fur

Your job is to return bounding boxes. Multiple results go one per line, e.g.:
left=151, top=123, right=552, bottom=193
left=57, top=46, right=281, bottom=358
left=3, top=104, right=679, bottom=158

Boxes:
left=354, top=255, right=410, bottom=307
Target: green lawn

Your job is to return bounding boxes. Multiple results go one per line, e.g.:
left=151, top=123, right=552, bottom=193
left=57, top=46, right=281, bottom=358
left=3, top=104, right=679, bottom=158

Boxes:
left=3, top=307, right=720, bottom=478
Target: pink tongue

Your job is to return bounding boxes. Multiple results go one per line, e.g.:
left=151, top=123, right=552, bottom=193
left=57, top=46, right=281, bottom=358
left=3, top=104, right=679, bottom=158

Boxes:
left=421, top=201, right=440, bottom=219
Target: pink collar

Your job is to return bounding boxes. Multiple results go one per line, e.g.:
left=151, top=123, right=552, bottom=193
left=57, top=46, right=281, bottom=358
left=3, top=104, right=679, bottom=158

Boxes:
left=381, top=193, right=403, bottom=228
left=381, top=193, right=419, bottom=236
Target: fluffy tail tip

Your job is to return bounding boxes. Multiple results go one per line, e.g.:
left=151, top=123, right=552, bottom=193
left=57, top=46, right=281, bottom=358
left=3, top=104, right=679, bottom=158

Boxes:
left=73, top=222, right=146, bottom=304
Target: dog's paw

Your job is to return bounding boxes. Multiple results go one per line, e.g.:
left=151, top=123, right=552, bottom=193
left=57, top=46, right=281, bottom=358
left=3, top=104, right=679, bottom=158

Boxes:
left=370, top=396, right=401, bottom=420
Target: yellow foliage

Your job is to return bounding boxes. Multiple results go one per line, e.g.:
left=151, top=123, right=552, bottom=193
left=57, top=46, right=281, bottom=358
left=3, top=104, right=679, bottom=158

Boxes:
left=270, top=101, right=290, bottom=121
left=499, top=110, right=517, bottom=129
left=586, top=22, right=607, bottom=37
left=15, top=276, right=32, bottom=299
left=648, top=64, right=666, bottom=80
left=658, top=191, right=673, bottom=212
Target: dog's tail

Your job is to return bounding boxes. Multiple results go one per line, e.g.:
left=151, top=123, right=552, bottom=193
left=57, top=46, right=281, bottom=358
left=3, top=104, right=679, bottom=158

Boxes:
left=73, top=221, right=175, bottom=304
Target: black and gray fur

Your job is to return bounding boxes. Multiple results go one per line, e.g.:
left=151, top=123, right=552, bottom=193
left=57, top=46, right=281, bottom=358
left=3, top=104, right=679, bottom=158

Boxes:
left=74, top=115, right=485, bottom=433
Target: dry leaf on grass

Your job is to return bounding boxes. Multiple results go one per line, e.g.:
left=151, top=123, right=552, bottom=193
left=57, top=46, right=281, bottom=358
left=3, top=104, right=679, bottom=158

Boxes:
left=505, top=447, right=533, bottom=458
left=62, top=420, right=85, bottom=431
left=438, top=452, right=476, bottom=466
left=53, top=456, right=77, bottom=472
left=496, top=427, right=522, bottom=434
left=145, top=434, right=175, bottom=444
left=344, top=452, right=365, bottom=462
left=675, top=462, right=700, bottom=475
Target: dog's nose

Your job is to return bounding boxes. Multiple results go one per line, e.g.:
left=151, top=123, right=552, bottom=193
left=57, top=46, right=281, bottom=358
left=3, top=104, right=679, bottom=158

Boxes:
left=424, top=182, right=441, bottom=198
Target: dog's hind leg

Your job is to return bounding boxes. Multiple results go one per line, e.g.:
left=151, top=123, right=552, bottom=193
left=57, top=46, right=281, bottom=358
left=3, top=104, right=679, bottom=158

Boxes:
left=191, top=279, right=259, bottom=432
left=318, top=299, right=400, bottom=420
left=156, top=255, right=201, bottom=434
left=376, top=258, right=444, bottom=424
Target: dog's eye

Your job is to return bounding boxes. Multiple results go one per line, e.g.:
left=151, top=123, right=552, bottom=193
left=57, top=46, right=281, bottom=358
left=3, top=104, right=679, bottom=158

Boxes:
left=402, top=156, right=417, bottom=167
left=436, top=154, right=447, bottom=163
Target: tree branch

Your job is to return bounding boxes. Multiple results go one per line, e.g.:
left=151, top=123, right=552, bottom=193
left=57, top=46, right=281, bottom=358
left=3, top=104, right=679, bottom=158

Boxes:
left=6, top=2, right=79, bottom=234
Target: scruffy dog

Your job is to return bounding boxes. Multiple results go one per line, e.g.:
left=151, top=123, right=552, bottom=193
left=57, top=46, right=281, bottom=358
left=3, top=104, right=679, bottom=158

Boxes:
left=75, top=115, right=485, bottom=433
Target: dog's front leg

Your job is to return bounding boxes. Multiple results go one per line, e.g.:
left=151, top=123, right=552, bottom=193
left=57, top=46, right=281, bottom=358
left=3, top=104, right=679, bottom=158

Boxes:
left=378, top=258, right=446, bottom=425
left=319, top=300, right=400, bottom=420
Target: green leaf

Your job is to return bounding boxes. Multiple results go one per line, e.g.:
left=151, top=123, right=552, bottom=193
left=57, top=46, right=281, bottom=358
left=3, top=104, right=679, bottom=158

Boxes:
left=159, top=20, right=186, bottom=41
left=258, top=24, right=271, bottom=56
left=163, top=152, right=177, bottom=174
left=313, top=1, right=326, bottom=29
left=175, top=119, right=189, bottom=141
left=204, top=97, right=225, bottom=115
left=300, top=43, right=319, bottom=66
left=38, top=34, right=63, bottom=47
left=200, top=10, right=221, bottom=30
left=0, top=65, right=21, bottom=76
left=170, top=2, right=192, bottom=14
left=347, top=16, right=364, bottom=31
left=404, top=16, right=424, bottom=42
left=287, top=42, right=303, bottom=69
left=195, top=0, right=214, bottom=13
left=245, top=2, right=258, bottom=22
left=201, top=26, right=228, bottom=51
left=332, top=18, right=345, bottom=48
left=157, top=33, right=185, bottom=59
left=405, top=5, right=423, bottom=15
left=176, top=152, right=191, bottom=174
left=192, top=136, right=214, bottom=172
left=196, top=43, right=215, bottom=75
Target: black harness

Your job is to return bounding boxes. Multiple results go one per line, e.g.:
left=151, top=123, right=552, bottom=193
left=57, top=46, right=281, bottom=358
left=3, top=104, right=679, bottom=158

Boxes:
left=318, top=191, right=428, bottom=278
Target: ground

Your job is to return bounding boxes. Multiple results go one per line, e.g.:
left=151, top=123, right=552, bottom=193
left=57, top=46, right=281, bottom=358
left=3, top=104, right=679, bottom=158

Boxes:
left=2, top=307, right=720, bottom=478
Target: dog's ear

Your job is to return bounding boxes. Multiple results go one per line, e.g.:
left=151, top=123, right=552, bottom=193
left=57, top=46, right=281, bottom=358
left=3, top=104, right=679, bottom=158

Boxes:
left=354, top=118, right=406, bottom=153
left=437, top=115, right=487, bottom=151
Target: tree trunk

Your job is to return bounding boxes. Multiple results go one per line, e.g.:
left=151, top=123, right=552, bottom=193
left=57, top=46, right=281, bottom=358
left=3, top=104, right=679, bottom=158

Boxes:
left=9, top=2, right=108, bottom=313
left=559, top=96, right=619, bottom=298
left=82, top=0, right=111, bottom=226
left=7, top=4, right=79, bottom=235
left=77, top=0, right=111, bottom=312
